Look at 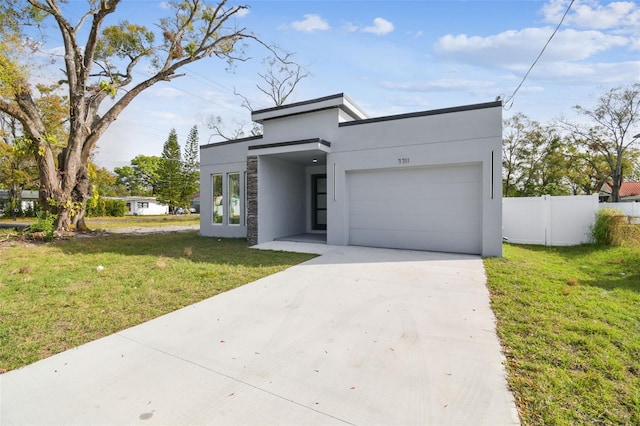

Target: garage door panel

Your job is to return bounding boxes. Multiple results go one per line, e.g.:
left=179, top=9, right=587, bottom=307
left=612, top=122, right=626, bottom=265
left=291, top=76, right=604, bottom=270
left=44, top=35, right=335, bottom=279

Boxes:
left=351, top=198, right=481, bottom=216
left=350, top=182, right=481, bottom=203
left=347, top=164, right=482, bottom=254
left=350, top=213, right=481, bottom=234
left=350, top=228, right=481, bottom=254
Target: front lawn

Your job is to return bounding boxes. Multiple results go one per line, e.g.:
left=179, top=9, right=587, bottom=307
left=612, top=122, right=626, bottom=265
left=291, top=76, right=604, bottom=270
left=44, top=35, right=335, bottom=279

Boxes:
left=85, top=214, right=199, bottom=229
left=0, top=232, right=315, bottom=372
left=484, top=244, right=640, bottom=425
left=0, top=214, right=200, bottom=230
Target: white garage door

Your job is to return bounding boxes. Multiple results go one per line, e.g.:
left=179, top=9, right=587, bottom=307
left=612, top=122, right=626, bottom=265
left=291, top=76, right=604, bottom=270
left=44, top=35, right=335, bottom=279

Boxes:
left=348, top=164, right=482, bottom=254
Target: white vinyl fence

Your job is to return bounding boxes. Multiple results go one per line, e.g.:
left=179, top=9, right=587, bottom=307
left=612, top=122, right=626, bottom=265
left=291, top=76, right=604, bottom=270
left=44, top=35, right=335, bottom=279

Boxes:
left=503, top=195, right=600, bottom=246
left=601, top=202, right=640, bottom=217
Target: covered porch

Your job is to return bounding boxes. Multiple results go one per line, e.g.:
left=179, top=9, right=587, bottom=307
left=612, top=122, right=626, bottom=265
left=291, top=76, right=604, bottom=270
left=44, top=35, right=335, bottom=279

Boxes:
left=247, top=138, right=330, bottom=245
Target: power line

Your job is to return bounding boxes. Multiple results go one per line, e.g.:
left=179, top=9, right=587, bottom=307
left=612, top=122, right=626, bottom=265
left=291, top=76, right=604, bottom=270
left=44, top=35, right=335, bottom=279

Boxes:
left=131, top=69, right=240, bottom=114
left=503, top=0, right=575, bottom=110
left=183, top=65, right=237, bottom=96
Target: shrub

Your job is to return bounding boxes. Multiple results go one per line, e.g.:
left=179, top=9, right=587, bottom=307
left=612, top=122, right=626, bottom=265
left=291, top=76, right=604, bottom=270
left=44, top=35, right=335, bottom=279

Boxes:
left=105, top=199, right=126, bottom=217
left=617, top=222, right=640, bottom=247
left=26, top=211, right=57, bottom=241
left=86, top=198, right=106, bottom=217
left=86, top=198, right=126, bottom=217
left=590, top=208, right=626, bottom=246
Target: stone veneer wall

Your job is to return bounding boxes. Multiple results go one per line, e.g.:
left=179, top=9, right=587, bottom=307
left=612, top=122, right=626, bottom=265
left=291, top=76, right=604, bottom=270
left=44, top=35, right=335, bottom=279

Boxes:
left=246, top=156, right=258, bottom=245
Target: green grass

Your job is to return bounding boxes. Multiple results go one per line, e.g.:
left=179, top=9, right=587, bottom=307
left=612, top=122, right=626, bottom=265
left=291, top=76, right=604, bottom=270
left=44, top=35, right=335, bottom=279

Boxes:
left=0, top=214, right=200, bottom=231
left=85, top=214, right=200, bottom=229
left=0, top=232, right=315, bottom=372
left=484, top=244, right=640, bottom=425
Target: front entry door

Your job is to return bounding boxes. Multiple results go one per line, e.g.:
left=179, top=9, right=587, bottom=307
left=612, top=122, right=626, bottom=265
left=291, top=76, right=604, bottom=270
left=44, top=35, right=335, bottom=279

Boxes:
left=312, top=174, right=327, bottom=231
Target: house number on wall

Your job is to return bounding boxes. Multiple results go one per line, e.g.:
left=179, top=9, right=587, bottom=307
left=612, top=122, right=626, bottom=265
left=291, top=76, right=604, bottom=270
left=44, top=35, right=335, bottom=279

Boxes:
left=398, top=157, right=410, bottom=165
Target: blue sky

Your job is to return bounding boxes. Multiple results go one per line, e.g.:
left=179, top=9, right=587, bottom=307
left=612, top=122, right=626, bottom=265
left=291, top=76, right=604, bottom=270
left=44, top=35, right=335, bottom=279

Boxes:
left=42, top=0, right=640, bottom=170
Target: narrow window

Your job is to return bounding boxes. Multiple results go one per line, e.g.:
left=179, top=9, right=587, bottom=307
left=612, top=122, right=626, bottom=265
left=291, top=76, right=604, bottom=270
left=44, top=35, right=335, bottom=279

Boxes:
left=212, top=174, right=223, bottom=224
left=312, top=174, right=327, bottom=230
left=244, top=171, right=247, bottom=226
left=228, top=173, right=240, bottom=225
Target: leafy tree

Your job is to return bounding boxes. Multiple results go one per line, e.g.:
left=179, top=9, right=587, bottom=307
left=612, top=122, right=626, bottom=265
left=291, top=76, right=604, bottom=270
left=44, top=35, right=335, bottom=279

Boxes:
left=114, top=155, right=161, bottom=196
left=0, top=0, right=260, bottom=231
left=113, top=165, right=143, bottom=195
left=502, top=113, right=570, bottom=197
left=0, top=114, right=39, bottom=211
left=180, top=125, right=200, bottom=208
left=627, top=155, right=640, bottom=182
left=565, top=84, right=640, bottom=202
left=156, top=129, right=182, bottom=212
left=562, top=141, right=611, bottom=195
left=88, top=164, right=126, bottom=197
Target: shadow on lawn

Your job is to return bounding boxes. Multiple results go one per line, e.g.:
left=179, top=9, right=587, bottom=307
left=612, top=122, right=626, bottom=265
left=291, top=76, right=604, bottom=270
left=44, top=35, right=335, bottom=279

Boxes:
left=56, top=231, right=316, bottom=267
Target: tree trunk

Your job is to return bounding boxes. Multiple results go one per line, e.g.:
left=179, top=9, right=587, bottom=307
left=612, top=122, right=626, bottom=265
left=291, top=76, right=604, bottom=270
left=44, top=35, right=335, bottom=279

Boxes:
left=70, top=165, right=91, bottom=231
left=35, top=141, right=92, bottom=232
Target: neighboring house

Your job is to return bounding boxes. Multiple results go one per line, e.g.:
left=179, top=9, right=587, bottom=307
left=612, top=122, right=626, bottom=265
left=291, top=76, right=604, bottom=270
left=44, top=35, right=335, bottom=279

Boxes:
left=108, top=196, right=169, bottom=215
left=600, top=182, right=640, bottom=202
left=200, top=93, right=503, bottom=257
left=0, top=190, right=39, bottom=213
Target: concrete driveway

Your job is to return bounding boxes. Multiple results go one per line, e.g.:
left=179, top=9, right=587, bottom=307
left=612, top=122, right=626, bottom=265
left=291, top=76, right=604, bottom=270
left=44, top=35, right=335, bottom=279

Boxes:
left=0, top=243, right=520, bottom=425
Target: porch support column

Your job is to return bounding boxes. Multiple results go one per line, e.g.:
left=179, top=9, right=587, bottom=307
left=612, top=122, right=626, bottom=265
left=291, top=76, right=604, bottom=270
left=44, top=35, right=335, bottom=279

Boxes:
left=246, top=155, right=258, bottom=246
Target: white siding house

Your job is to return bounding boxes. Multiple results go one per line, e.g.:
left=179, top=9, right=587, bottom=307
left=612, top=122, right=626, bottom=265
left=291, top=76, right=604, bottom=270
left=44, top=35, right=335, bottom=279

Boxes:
left=200, top=93, right=503, bottom=257
left=0, top=190, right=39, bottom=212
left=114, top=197, right=169, bottom=215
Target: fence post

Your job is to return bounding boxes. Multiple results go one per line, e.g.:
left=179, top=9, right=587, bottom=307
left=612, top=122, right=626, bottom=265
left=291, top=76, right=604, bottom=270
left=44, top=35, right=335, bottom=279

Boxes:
left=543, top=195, right=551, bottom=246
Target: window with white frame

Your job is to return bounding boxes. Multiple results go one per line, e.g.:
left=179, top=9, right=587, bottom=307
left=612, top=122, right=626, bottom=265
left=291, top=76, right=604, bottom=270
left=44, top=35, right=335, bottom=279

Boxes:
left=228, top=173, right=240, bottom=225
left=212, top=174, right=223, bottom=224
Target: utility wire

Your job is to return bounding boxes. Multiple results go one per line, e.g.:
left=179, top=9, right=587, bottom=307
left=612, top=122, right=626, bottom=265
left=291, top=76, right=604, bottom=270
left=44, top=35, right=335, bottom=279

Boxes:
left=503, top=0, right=575, bottom=110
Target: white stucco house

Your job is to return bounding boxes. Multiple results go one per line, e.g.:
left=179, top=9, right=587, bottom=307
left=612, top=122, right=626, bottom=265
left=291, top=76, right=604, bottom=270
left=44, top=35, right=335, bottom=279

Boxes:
left=200, top=93, right=503, bottom=257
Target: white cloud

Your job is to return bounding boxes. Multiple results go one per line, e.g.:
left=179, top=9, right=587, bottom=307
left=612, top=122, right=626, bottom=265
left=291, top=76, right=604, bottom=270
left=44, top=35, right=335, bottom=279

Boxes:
left=291, top=14, right=330, bottom=32
left=542, top=0, right=640, bottom=30
left=434, top=27, right=628, bottom=69
left=235, top=7, right=250, bottom=18
left=380, top=78, right=496, bottom=93
left=525, top=60, right=640, bottom=84
left=159, top=1, right=170, bottom=10
left=362, top=17, right=394, bottom=35
left=343, top=22, right=359, bottom=33
left=150, top=86, right=184, bottom=99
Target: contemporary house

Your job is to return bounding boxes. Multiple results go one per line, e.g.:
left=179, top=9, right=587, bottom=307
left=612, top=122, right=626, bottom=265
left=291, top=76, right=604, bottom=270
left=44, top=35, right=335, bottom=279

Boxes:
left=200, top=93, right=503, bottom=257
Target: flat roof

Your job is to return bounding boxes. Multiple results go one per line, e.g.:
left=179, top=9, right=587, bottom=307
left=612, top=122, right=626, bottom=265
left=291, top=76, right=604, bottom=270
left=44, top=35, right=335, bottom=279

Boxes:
left=339, top=101, right=503, bottom=127
left=251, top=93, right=368, bottom=123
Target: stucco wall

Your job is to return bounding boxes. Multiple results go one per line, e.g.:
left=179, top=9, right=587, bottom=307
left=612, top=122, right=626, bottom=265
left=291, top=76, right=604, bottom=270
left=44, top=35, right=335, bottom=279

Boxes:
left=261, top=109, right=340, bottom=144
left=257, top=156, right=306, bottom=243
left=326, top=105, right=503, bottom=257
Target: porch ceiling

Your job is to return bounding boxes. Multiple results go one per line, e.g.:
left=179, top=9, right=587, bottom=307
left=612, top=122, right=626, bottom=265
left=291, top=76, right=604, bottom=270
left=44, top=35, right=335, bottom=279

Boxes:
left=248, top=138, right=330, bottom=165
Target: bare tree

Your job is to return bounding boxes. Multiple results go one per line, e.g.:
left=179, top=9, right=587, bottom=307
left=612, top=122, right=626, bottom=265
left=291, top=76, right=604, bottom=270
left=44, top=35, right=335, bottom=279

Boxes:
left=0, top=0, right=261, bottom=231
left=206, top=50, right=310, bottom=141
left=564, top=84, right=640, bottom=202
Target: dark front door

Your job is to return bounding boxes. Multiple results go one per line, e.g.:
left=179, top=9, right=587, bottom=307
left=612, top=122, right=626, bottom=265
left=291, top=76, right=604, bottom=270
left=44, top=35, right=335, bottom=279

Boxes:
left=312, top=174, right=327, bottom=231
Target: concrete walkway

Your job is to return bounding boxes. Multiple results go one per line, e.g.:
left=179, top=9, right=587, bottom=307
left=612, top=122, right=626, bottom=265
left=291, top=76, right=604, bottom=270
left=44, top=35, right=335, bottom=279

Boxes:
left=0, top=244, right=520, bottom=425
